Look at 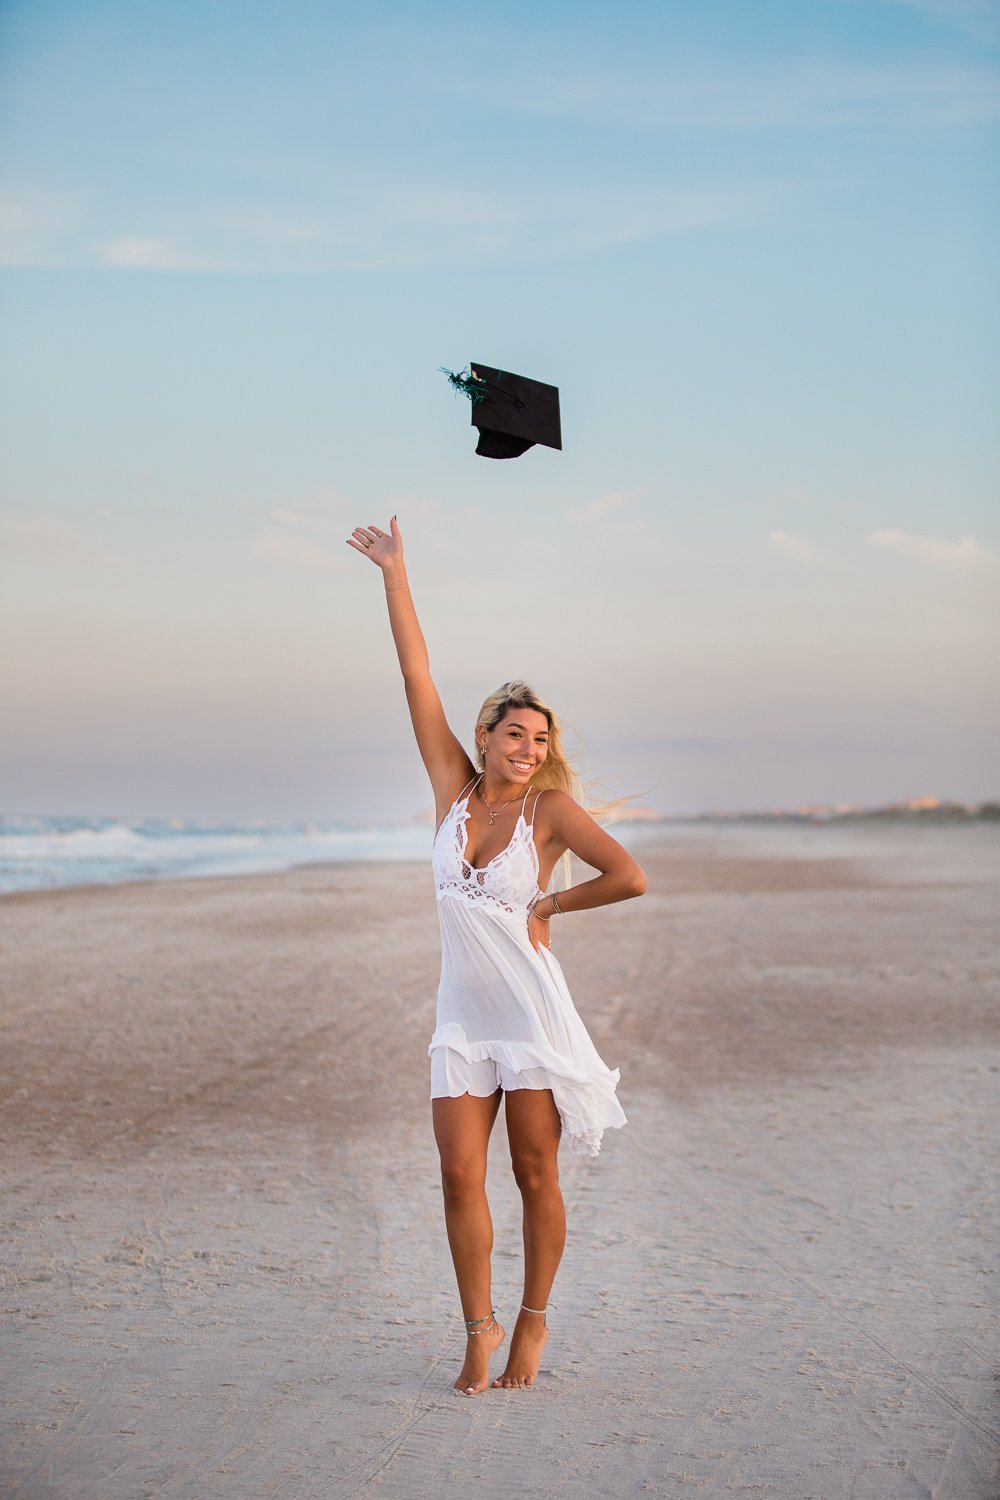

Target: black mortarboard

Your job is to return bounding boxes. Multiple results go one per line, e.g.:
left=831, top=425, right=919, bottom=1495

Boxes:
left=442, top=363, right=562, bottom=460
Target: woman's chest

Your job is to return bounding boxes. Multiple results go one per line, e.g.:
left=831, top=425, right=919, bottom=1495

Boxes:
left=433, top=805, right=539, bottom=904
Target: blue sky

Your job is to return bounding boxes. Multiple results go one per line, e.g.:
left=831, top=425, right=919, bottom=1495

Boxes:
left=1, top=0, right=997, bottom=820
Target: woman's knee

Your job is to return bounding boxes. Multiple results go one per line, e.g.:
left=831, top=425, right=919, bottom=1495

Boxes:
left=510, top=1150, right=559, bottom=1199
left=439, top=1155, right=487, bottom=1203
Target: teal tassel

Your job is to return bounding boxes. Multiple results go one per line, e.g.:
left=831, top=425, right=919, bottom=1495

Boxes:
left=441, top=366, right=489, bottom=406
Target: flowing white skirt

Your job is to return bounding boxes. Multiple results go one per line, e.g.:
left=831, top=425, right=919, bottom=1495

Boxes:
left=429, top=897, right=627, bottom=1157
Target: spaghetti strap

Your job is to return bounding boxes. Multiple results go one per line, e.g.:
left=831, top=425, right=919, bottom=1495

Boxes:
left=434, top=774, right=482, bottom=842
left=457, top=773, right=482, bottom=804
left=527, top=787, right=546, bottom=828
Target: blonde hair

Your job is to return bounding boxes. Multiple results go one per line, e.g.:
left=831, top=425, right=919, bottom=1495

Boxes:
left=474, top=679, right=579, bottom=794
left=473, top=680, right=629, bottom=889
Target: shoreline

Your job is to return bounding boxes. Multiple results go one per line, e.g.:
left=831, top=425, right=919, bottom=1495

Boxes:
left=0, top=853, right=428, bottom=906
left=3, top=815, right=997, bottom=903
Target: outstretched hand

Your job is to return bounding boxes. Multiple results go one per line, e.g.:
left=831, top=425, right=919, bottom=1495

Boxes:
left=346, top=516, right=403, bottom=570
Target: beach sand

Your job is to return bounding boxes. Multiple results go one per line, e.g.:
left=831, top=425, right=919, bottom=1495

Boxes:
left=2, top=823, right=998, bottom=1499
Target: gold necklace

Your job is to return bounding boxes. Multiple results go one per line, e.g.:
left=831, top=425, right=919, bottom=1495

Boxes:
left=478, top=781, right=521, bottom=827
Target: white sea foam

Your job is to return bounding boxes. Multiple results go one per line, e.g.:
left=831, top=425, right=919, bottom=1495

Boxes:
left=0, top=816, right=434, bottom=894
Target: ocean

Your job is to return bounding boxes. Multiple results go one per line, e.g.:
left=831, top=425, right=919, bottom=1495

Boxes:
left=4, top=811, right=991, bottom=897
left=0, top=814, right=437, bottom=895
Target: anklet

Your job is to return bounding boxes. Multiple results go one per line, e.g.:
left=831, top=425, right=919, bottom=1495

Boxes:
left=464, top=1309, right=499, bottom=1335
left=520, top=1301, right=555, bottom=1327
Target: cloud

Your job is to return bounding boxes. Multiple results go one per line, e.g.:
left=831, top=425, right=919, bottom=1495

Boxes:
left=463, top=60, right=1000, bottom=132
left=884, top=0, right=1000, bottom=44
left=270, top=506, right=342, bottom=532
left=249, top=531, right=346, bottom=573
left=579, top=490, right=631, bottom=521
left=868, top=527, right=997, bottom=567
left=3, top=177, right=757, bottom=273
left=248, top=489, right=359, bottom=570
left=0, top=513, right=118, bottom=565
left=573, top=485, right=655, bottom=525
left=98, top=236, right=217, bottom=271
left=96, top=206, right=342, bottom=272
left=268, top=488, right=353, bottom=534
left=768, top=529, right=825, bottom=563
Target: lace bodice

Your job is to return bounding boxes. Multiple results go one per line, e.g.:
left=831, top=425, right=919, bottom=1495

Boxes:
left=432, top=775, right=541, bottom=915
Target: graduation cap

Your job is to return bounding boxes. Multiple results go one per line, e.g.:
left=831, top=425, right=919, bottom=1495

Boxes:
left=442, top=363, right=562, bottom=460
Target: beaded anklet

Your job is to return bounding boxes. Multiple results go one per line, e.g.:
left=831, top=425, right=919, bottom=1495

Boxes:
left=464, top=1309, right=499, bottom=1335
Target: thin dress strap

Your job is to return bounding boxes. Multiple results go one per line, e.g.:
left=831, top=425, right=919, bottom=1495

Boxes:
left=435, top=773, right=481, bottom=841
left=457, top=773, right=482, bottom=805
left=527, top=787, right=546, bottom=827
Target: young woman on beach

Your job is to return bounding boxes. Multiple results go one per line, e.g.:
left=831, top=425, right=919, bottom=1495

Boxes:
left=347, top=516, right=647, bottom=1396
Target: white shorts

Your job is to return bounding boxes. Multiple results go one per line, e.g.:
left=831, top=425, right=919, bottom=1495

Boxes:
left=429, top=1044, right=530, bottom=1099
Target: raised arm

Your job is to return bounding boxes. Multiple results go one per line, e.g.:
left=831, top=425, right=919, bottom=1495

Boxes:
left=346, top=518, right=473, bottom=803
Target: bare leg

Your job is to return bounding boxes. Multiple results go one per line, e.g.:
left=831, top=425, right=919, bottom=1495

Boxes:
left=492, top=1088, right=565, bottom=1389
left=432, top=1090, right=505, bottom=1394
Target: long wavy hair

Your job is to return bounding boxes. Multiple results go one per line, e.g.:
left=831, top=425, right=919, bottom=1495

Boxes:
left=474, top=679, right=578, bottom=794
left=473, top=679, right=628, bottom=889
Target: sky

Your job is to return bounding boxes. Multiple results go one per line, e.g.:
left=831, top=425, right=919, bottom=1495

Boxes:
left=1, top=0, right=998, bottom=823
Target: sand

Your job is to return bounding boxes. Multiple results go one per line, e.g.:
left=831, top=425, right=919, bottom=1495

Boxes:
left=1, top=823, right=998, bottom=1499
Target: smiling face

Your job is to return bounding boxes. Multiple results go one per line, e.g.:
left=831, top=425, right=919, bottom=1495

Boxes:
left=479, top=707, right=550, bottom=785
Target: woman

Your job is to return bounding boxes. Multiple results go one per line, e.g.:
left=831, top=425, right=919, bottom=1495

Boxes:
left=347, top=516, right=647, bottom=1395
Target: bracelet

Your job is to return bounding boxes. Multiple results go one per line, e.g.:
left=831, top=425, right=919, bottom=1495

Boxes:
left=528, top=890, right=549, bottom=921
left=384, top=583, right=409, bottom=592
left=528, top=890, right=562, bottom=920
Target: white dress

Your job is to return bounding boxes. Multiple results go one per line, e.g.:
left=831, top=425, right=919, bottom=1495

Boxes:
left=428, top=774, right=627, bottom=1157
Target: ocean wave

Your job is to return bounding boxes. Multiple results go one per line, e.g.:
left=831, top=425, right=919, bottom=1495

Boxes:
left=0, top=816, right=433, bottom=894
left=0, top=825, right=264, bottom=862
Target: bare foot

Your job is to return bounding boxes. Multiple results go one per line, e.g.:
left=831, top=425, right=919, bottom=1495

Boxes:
left=491, top=1308, right=548, bottom=1389
left=453, top=1315, right=505, bottom=1396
